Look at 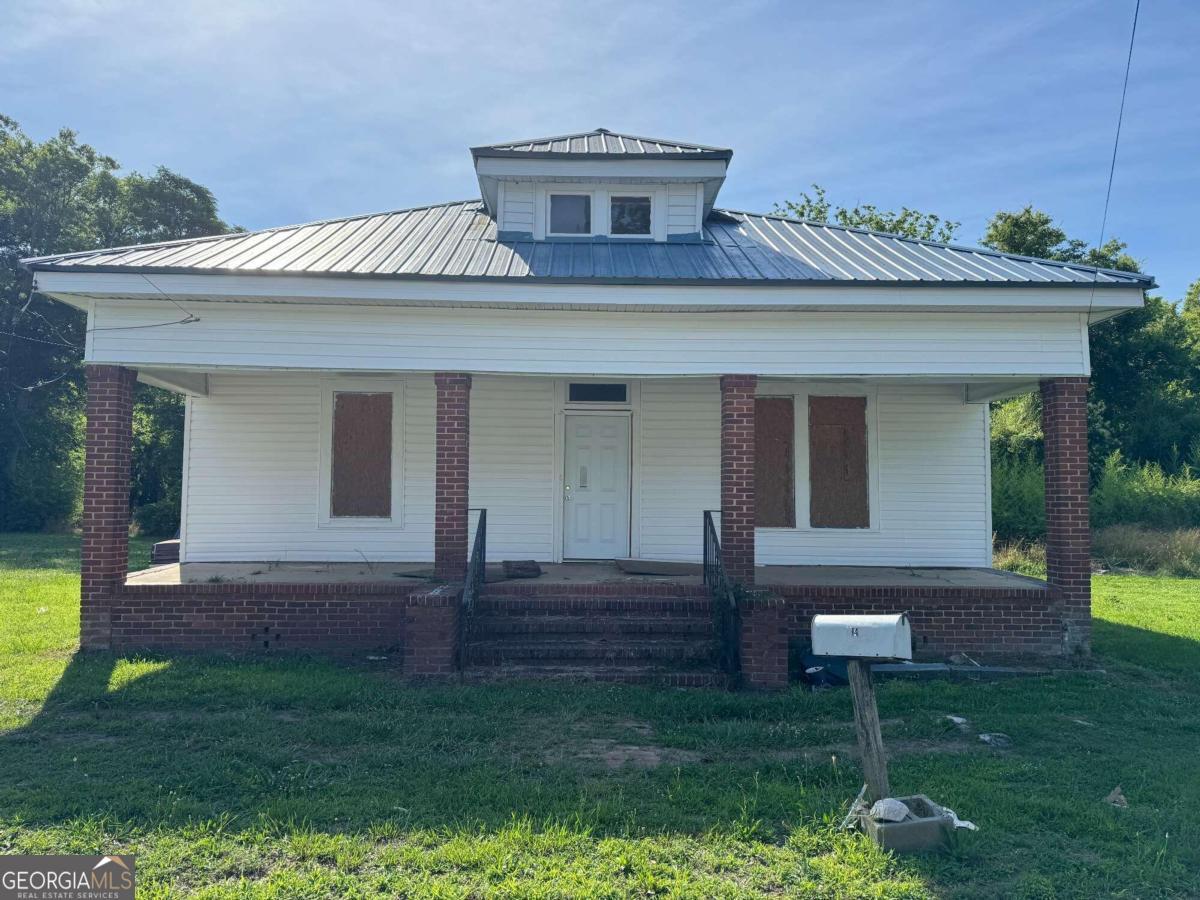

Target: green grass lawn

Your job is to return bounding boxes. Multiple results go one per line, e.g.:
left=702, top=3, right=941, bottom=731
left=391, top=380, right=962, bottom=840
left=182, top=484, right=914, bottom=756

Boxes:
left=1, top=534, right=1197, bottom=898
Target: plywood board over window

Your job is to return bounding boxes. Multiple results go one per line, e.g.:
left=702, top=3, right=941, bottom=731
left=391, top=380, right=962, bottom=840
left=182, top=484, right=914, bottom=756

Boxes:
left=755, top=397, right=796, bottom=527
left=809, top=395, right=869, bottom=528
left=330, top=392, right=392, bottom=518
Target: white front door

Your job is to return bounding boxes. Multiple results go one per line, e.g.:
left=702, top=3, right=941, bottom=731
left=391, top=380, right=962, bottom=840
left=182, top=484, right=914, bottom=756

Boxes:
left=563, top=414, right=631, bottom=559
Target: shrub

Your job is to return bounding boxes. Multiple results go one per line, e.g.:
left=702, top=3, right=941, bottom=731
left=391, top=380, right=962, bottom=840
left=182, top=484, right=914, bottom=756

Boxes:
left=992, top=540, right=1046, bottom=578
left=995, top=527, right=1200, bottom=578
left=0, top=402, right=83, bottom=532
left=1091, top=452, right=1200, bottom=530
left=991, top=452, right=1045, bottom=541
left=133, top=491, right=180, bottom=538
left=1092, top=525, right=1200, bottom=578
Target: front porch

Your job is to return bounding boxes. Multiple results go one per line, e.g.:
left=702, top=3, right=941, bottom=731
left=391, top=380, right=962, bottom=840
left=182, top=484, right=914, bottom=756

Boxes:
left=126, top=558, right=1040, bottom=592
left=79, top=363, right=1090, bottom=686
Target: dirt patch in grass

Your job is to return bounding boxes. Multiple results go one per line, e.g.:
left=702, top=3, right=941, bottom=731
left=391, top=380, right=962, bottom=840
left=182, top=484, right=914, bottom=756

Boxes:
left=549, top=737, right=704, bottom=769
left=550, top=718, right=704, bottom=768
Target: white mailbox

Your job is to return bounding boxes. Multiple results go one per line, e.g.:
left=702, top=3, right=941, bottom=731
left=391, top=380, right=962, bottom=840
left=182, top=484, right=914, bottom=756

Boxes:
left=811, top=613, right=913, bottom=660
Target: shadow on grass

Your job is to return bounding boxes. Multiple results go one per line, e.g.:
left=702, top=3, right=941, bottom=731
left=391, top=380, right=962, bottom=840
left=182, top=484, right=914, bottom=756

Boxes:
left=0, top=649, right=866, bottom=839
left=1094, top=619, right=1200, bottom=677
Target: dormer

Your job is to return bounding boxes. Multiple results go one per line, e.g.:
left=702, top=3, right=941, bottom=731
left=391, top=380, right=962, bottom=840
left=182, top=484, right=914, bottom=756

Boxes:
left=471, top=128, right=732, bottom=242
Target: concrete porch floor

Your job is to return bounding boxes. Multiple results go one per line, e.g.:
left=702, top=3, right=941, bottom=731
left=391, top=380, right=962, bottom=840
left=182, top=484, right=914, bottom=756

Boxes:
left=125, top=560, right=1043, bottom=590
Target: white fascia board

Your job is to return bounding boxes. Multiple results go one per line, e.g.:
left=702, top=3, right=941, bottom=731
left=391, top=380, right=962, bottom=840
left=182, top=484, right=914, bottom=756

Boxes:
left=35, top=271, right=1149, bottom=314
left=474, top=157, right=729, bottom=180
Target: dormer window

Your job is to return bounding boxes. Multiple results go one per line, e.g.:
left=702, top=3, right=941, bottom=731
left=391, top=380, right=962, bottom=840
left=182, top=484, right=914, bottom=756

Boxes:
left=610, top=195, right=652, bottom=235
left=549, top=193, right=591, bottom=235
left=474, top=129, right=731, bottom=242
left=544, top=189, right=657, bottom=238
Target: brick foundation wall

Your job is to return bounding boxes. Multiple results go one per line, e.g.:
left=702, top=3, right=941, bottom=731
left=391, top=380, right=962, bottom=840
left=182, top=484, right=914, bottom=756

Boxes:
left=434, top=373, right=471, bottom=579
left=1041, top=377, right=1091, bottom=654
left=738, top=582, right=1063, bottom=687
left=107, top=583, right=426, bottom=652
left=720, top=374, right=757, bottom=584
left=81, top=365, right=137, bottom=650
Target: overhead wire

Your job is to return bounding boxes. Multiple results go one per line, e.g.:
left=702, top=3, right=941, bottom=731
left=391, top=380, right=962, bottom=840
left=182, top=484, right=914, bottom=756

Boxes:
left=1087, top=0, right=1141, bottom=323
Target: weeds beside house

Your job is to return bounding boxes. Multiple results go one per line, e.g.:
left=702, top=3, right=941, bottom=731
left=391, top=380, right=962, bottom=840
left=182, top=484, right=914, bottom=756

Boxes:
left=991, top=391, right=1200, bottom=577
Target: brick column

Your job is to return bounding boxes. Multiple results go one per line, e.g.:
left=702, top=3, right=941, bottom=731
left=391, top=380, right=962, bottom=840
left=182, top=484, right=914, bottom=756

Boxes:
left=1041, top=377, right=1091, bottom=654
left=739, top=599, right=789, bottom=689
left=81, top=365, right=137, bottom=650
left=403, top=586, right=461, bottom=676
left=720, top=374, right=757, bottom=584
left=434, top=373, right=471, bottom=579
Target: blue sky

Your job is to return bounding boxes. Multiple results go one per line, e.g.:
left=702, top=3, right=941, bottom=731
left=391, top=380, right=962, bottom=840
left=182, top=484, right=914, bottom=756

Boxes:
left=4, top=0, right=1196, bottom=297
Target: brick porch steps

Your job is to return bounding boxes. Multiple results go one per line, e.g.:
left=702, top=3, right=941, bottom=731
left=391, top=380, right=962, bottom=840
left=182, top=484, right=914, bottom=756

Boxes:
left=468, top=615, right=713, bottom=637
left=461, top=664, right=728, bottom=687
left=465, top=636, right=714, bottom=666
left=462, top=591, right=724, bottom=686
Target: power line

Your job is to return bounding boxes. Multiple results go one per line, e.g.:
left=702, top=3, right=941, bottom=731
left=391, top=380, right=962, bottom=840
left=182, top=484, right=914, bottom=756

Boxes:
left=1088, top=0, right=1141, bottom=320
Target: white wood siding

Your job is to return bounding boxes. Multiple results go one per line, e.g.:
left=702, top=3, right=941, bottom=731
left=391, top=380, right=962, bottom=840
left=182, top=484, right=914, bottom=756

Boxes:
left=181, top=375, right=989, bottom=567
left=755, top=383, right=991, bottom=566
left=666, top=184, right=701, bottom=235
left=498, top=183, right=535, bottom=233
left=637, top=379, right=720, bottom=559
left=90, top=301, right=1090, bottom=377
left=469, top=376, right=557, bottom=561
left=183, top=373, right=434, bottom=562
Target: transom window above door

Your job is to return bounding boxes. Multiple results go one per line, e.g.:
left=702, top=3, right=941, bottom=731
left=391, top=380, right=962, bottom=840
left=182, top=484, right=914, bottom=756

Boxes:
left=568, top=382, right=628, bottom=403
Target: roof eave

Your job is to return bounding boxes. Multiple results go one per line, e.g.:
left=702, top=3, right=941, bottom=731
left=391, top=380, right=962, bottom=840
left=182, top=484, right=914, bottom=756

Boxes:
left=25, top=262, right=1153, bottom=289
left=470, top=147, right=733, bottom=162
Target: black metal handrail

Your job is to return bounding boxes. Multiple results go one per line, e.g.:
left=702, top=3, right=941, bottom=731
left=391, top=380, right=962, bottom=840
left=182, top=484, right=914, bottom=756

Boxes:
left=455, top=509, right=487, bottom=672
left=463, top=508, right=487, bottom=619
left=703, top=509, right=740, bottom=676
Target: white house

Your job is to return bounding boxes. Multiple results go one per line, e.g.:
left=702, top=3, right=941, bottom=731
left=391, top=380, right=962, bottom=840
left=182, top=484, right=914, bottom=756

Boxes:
left=25, top=129, right=1152, bottom=686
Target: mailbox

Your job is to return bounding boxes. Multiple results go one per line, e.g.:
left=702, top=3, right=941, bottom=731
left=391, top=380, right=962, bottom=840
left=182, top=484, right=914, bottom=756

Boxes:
left=811, top=613, right=912, bottom=660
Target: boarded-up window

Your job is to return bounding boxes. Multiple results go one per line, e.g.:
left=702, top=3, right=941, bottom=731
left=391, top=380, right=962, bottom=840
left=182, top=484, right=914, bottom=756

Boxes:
left=755, top=397, right=796, bottom=527
left=809, top=396, right=869, bottom=528
left=330, top=392, right=392, bottom=518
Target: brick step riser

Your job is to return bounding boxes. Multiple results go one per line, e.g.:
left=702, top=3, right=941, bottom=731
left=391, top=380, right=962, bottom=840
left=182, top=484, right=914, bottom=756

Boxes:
left=461, top=667, right=728, bottom=688
left=465, top=645, right=716, bottom=665
left=468, top=619, right=715, bottom=637
left=473, top=600, right=714, bottom=616
left=481, top=587, right=710, bottom=600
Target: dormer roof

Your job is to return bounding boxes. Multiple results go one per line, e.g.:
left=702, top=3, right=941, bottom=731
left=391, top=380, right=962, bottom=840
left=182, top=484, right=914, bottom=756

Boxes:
left=472, top=128, right=732, bottom=221
left=471, top=128, right=732, bottom=161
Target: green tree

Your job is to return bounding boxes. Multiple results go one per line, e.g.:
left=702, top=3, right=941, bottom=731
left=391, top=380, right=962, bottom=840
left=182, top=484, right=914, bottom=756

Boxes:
left=1182, top=278, right=1200, bottom=349
left=776, top=184, right=960, bottom=242
left=983, top=205, right=1198, bottom=474
left=982, top=205, right=1140, bottom=271
left=0, top=115, right=230, bottom=531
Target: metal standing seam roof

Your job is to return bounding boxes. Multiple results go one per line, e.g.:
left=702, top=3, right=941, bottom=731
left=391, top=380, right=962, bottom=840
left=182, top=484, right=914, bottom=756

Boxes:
left=471, top=128, right=733, bottom=160
left=22, top=200, right=1154, bottom=288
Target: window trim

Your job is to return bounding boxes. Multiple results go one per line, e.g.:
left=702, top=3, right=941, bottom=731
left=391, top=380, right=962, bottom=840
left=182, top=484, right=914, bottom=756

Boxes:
left=756, top=384, right=880, bottom=532
left=546, top=191, right=594, bottom=236
left=538, top=186, right=662, bottom=239
left=318, top=377, right=404, bottom=529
